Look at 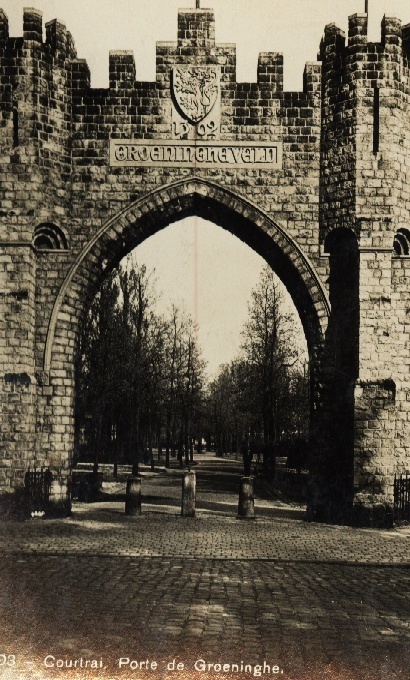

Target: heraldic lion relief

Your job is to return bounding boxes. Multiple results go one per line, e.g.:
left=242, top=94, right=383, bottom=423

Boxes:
left=173, top=66, right=219, bottom=124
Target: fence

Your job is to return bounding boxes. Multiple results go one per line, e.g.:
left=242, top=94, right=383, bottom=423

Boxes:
left=71, top=471, right=103, bottom=502
left=24, top=467, right=52, bottom=514
left=394, top=473, right=410, bottom=524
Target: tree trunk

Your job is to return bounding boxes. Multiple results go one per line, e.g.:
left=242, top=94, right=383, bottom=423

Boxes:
left=149, top=417, right=154, bottom=471
left=166, top=411, right=171, bottom=467
left=235, top=423, right=239, bottom=461
left=157, top=427, right=162, bottom=461
left=93, top=410, right=104, bottom=475
left=184, top=421, right=190, bottom=467
left=113, top=437, right=118, bottom=479
left=178, top=426, right=183, bottom=468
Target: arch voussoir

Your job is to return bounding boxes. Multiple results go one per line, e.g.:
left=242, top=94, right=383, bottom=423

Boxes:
left=45, top=176, right=329, bottom=390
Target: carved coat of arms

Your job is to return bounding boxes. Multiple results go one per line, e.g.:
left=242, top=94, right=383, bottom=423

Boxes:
left=172, top=66, right=219, bottom=124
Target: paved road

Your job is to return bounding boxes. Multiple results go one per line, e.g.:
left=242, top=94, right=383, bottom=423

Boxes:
left=0, top=455, right=409, bottom=680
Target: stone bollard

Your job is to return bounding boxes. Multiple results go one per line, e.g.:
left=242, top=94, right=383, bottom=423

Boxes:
left=181, top=470, right=196, bottom=517
left=237, top=476, right=255, bottom=519
left=125, top=476, right=142, bottom=516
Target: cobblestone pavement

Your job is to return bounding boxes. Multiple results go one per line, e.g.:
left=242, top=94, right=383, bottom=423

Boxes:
left=0, top=457, right=410, bottom=680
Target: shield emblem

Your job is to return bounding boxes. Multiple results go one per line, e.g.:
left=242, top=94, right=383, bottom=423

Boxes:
left=172, top=66, right=219, bottom=124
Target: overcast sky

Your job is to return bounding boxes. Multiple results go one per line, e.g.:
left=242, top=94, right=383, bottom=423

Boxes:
left=131, top=219, right=305, bottom=378
left=3, top=1, right=409, bottom=376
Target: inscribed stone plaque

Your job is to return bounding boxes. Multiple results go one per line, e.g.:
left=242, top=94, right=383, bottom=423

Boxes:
left=110, top=140, right=283, bottom=168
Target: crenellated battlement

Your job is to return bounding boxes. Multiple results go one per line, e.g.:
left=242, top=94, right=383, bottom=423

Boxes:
left=0, top=8, right=7, bottom=41
left=257, top=53, right=283, bottom=91
left=177, top=7, right=215, bottom=48
left=45, top=19, right=75, bottom=58
left=321, top=13, right=410, bottom=84
left=0, top=6, right=322, bottom=103
left=2, top=8, right=410, bottom=102
left=23, top=7, right=43, bottom=42
left=0, top=8, right=76, bottom=58
left=348, top=13, right=368, bottom=46
left=109, top=52, right=136, bottom=90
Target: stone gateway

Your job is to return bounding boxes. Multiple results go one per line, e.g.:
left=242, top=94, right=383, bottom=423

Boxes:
left=0, top=6, right=409, bottom=526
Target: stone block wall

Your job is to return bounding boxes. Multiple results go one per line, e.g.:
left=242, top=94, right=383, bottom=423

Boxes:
left=0, top=246, right=36, bottom=490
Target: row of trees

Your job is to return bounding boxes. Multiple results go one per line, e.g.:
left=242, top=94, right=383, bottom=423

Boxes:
left=204, top=269, right=309, bottom=474
left=75, top=261, right=309, bottom=474
left=75, top=259, right=205, bottom=473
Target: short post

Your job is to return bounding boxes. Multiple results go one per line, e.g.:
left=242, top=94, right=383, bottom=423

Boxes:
left=125, top=476, right=142, bottom=516
left=237, top=476, right=255, bottom=519
left=181, top=470, right=196, bottom=517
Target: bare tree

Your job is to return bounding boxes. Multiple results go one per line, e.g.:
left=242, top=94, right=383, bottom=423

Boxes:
left=76, top=260, right=207, bottom=475
left=240, top=267, right=298, bottom=468
left=203, top=267, right=308, bottom=475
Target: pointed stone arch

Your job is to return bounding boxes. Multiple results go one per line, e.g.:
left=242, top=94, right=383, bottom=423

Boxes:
left=38, top=177, right=331, bottom=513
left=44, top=176, right=330, bottom=375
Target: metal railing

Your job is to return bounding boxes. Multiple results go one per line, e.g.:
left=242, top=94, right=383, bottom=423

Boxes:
left=394, top=473, right=410, bottom=524
left=24, top=466, right=52, bottom=514
left=71, top=471, right=103, bottom=502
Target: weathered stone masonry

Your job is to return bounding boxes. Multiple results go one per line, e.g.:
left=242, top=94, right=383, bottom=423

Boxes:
left=0, top=7, right=409, bottom=525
